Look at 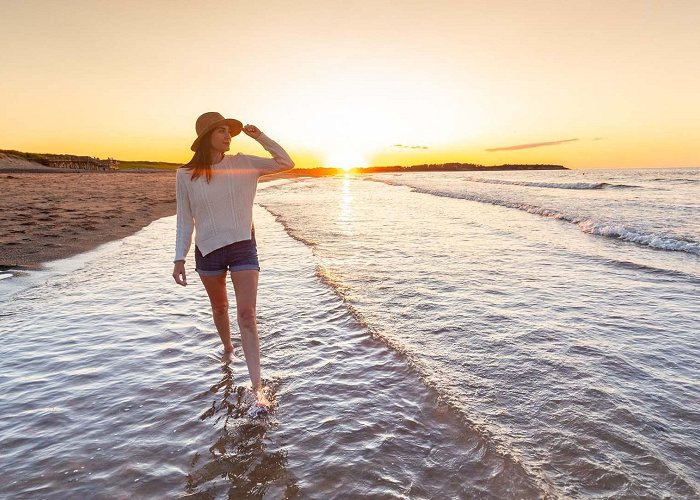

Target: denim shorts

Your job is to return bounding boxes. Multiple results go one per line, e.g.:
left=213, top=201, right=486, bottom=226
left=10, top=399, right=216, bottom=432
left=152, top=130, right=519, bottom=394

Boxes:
left=194, top=231, right=260, bottom=276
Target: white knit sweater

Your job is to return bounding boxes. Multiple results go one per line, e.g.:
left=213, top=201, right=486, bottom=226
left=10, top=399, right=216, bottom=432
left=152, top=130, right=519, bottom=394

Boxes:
left=174, top=132, right=294, bottom=262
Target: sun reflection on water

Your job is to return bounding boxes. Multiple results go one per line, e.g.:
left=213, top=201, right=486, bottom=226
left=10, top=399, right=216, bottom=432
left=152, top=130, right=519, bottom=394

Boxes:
left=337, top=175, right=355, bottom=237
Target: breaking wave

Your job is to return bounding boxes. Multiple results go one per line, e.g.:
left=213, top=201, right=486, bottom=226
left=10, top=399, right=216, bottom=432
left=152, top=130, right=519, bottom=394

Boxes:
left=463, top=177, right=640, bottom=190
left=369, top=178, right=700, bottom=256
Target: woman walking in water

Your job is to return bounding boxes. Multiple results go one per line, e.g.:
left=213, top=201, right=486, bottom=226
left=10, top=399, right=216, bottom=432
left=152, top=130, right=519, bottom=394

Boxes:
left=172, top=112, right=294, bottom=413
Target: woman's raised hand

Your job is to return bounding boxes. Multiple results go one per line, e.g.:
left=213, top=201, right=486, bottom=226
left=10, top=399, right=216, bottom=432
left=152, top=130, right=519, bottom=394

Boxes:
left=242, top=124, right=262, bottom=139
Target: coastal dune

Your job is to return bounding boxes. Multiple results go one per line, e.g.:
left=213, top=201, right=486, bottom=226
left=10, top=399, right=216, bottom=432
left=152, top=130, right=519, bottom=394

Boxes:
left=0, top=152, right=66, bottom=173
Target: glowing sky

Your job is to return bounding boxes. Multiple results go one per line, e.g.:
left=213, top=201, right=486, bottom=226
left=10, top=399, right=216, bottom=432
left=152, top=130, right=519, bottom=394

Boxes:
left=1, top=0, right=699, bottom=168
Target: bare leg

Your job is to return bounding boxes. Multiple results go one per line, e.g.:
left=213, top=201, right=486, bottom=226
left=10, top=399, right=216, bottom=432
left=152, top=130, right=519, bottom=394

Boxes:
left=230, top=269, right=269, bottom=407
left=199, top=273, right=235, bottom=353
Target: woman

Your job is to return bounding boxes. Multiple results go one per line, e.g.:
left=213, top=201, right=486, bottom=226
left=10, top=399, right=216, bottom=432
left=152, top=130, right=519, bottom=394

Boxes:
left=172, top=111, right=294, bottom=412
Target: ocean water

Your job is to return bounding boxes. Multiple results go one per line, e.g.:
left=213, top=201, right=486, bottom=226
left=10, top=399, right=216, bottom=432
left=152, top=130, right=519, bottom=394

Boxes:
left=1, top=168, right=699, bottom=498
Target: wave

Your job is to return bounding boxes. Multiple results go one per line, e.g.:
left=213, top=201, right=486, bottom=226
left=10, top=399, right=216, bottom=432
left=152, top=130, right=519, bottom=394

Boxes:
left=258, top=203, right=559, bottom=496
left=369, top=178, right=700, bottom=256
left=600, top=258, right=700, bottom=284
left=651, top=177, right=700, bottom=184
left=257, top=178, right=296, bottom=191
left=463, top=177, right=640, bottom=190
left=258, top=204, right=318, bottom=249
left=576, top=220, right=700, bottom=255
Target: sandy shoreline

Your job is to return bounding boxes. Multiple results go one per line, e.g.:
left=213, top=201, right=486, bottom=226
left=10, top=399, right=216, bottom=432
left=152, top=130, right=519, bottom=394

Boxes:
left=1, top=171, right=177, bottom=270
left=0, top=170, right=294, bottom=272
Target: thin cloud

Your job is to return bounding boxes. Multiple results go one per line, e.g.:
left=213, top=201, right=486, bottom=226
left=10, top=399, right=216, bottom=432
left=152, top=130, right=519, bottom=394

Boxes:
left=392, top=144, right=429, bottom=150
left=486, top=138, right=578, bottom=152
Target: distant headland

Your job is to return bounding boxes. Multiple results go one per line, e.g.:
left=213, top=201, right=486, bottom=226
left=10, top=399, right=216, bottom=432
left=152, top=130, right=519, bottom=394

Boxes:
left=283, top=163, right=567, bottom=177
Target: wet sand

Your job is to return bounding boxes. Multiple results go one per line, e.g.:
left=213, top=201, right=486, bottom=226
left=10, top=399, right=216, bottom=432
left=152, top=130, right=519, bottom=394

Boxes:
left=0, top=172, right=177, bottom=270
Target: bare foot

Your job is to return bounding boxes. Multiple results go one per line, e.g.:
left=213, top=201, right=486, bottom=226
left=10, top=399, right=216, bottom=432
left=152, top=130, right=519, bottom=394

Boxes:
left=247, top=387, right=271, bottom=418
left=253, top=387, right=270, bottom=408
left=221, top=346, right=235, bottom=364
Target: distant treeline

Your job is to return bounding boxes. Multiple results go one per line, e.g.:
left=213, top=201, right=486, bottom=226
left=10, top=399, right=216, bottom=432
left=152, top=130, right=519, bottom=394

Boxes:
left=359, top=163, right=566, bottom=172
left=278, top=162, right=567, bottom=178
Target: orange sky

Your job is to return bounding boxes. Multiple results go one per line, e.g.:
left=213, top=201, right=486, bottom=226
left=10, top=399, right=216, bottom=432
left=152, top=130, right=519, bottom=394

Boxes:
left=1, top=0, right=699, bottom=169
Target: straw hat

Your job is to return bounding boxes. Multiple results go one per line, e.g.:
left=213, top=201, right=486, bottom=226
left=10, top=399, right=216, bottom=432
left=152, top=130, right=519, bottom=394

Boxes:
left=191, top=112, right=243, bottom=151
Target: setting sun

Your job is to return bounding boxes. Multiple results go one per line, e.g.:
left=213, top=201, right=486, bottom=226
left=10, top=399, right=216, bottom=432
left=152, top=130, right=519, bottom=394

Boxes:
left=325, top=150, right=367, bottom=171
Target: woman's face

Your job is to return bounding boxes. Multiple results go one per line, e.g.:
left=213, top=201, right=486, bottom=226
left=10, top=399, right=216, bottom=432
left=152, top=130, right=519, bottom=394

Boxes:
left=210, top=125, right=232, bottom=154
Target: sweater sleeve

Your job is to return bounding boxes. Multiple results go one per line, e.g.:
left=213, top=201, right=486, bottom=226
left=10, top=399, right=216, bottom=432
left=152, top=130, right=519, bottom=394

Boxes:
left=174, top=169, right=195, bottom=262
left=245, top=132, right=295, bottom=176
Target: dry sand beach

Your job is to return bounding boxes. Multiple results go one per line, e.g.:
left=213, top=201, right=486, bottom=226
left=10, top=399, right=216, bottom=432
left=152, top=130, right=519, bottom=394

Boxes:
left=0, top=170, right=177, bottom=271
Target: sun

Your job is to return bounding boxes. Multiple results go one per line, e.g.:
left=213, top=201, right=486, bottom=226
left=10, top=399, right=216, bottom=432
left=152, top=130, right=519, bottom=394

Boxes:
left=325, top=150, right=367, bottom=171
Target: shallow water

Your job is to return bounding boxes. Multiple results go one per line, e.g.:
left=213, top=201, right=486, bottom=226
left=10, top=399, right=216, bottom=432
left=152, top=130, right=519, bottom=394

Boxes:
left=1, top=169, right=699, bottom=498
left=1, top=201, right=542, bottom=498
left=257, top=169, right=700, bottom=498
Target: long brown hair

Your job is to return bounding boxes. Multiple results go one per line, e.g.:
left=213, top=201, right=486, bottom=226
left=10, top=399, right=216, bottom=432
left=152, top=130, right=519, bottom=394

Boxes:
left=182, top=129, right=216, bottom=183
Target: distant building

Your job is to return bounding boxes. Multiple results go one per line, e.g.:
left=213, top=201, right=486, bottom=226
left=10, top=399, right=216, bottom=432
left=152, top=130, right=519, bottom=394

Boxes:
left=45, top=156, right=119, bottom=171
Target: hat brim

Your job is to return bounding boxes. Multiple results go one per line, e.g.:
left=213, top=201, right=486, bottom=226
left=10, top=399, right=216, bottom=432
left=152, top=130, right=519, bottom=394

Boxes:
left=190, top=118, right=243, bottom=151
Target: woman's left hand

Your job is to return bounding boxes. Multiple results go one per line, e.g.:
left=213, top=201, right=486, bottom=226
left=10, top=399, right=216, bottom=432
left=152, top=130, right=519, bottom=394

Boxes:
left=242, top=124, right=262, bottom=139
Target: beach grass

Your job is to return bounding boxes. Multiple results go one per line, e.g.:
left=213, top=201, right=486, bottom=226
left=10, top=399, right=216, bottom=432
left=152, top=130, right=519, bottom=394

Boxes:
left=116, top=160, right=181, bottom=171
